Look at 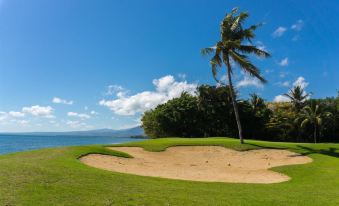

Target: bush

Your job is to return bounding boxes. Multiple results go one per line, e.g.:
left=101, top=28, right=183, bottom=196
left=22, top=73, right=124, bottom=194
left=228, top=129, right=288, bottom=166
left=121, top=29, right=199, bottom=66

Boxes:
left=142, top=93, right=202, bottom=138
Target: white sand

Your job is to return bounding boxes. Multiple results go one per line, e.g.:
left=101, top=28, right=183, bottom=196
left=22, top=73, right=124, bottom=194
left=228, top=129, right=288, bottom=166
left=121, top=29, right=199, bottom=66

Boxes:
left=80, top=146, right=312, bottom=184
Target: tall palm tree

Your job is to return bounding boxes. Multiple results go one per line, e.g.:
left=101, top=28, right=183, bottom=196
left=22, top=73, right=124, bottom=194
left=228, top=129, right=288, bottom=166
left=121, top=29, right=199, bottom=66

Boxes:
left=297, top=104, right=332, bottom=143
left=284, top=85, right=310, bottom=111
left=201, top=8, right=270, bottom=144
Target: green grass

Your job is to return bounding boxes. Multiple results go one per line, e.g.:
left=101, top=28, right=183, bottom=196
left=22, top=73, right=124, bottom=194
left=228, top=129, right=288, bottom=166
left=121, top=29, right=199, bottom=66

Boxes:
left=1, top=137, right=339, bottom=205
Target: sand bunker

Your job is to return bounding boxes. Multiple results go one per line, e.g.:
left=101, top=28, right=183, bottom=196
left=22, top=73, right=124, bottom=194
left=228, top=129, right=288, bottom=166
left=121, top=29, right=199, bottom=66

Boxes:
left=80, top=146, right=312, bottom=184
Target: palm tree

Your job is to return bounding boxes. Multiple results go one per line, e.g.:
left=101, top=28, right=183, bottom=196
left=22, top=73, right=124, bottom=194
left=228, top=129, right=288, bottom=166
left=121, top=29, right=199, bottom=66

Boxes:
left=297, top=104, right=332, bottom=143
left=284, top=85, right=310, bottom=111
left=249, top=93, right=266, bottom=112
left=201, top=8, right=270, bottom=144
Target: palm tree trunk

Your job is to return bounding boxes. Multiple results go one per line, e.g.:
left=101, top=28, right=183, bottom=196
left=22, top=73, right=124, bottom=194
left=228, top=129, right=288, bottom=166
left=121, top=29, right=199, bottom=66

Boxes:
left=314, top=124, right=317, bottom=144
left=226, top=59, right=244, bottom=144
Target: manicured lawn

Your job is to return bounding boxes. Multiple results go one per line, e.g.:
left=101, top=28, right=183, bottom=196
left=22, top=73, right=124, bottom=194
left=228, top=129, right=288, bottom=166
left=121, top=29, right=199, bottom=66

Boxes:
left=0, top=137, right=339, bottom=205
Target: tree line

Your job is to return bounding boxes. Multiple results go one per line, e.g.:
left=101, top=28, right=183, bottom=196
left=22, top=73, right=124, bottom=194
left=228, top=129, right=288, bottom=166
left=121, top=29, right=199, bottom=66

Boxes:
left=141, top=85, right=339, bottom=143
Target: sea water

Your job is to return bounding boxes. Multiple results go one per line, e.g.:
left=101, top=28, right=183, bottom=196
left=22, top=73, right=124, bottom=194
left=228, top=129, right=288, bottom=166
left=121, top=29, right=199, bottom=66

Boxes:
left=0, top=134, right=139, bottom=155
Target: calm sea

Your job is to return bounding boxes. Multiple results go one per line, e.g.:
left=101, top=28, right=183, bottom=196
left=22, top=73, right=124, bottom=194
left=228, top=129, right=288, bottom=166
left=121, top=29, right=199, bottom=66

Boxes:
left=0, top=135, right=140, bottom=155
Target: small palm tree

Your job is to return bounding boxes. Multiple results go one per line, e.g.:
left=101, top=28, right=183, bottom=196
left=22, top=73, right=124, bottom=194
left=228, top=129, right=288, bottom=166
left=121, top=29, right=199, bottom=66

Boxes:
left=202, top=8, right=270, bottom=144
left=284, top=85, right=310, bottom=111
left=297, top=104, right=332, bottom=143
left=249, top=93, right=266, bottom=112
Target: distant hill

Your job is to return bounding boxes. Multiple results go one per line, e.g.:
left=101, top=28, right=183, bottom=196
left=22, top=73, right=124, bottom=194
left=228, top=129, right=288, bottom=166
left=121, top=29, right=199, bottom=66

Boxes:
left=0, top=126, right=145, bottom=138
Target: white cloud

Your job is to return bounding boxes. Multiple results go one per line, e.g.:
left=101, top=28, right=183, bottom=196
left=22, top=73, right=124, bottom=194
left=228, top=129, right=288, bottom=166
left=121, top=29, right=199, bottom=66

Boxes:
left=66, top=120, right=89, bottom=129
left=16, top=120, right=29, bottom=125
left=8, top=111, right=25, bottom=118
left=220, top=74, right=228, bottom=81
left=273, top=95, right=290, bottom=102
left=293, top=76, right=309, bottom=89
left=0, top=111, right=8, bottom=121
left=0, top=111, right=28, bottom=127
left=49, top=120, right=60, bottom=127
left=276, top=81, right=290, bottom=87
left=279, top=58, right=289, bottom=66
left=272, top=27, right=287, bottom=37
left=90, top=110, right=99, bottom=115
left=22, top=105, right=54, bottom=118
left=291, top=20, right=304, bottom=31
left=67, top=112, right=91, bottom=120
left=105, top=85, right=128, bottom=98
left=52, top=97, right=73, bottom=105
left=236, top=76, right=264, bottom=88
left=99, top=75, right=197, bottom=116
left=281, top=81, right=290, bottom=87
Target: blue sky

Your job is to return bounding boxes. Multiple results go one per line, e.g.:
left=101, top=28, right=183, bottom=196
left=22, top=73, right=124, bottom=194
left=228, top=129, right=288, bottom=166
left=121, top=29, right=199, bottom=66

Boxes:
left=0, top=0, right=339, bottom=132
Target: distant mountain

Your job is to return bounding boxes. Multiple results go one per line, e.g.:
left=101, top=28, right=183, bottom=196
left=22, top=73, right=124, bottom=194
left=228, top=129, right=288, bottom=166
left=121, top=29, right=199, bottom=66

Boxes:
left=1, top=126, right=145, bottom=138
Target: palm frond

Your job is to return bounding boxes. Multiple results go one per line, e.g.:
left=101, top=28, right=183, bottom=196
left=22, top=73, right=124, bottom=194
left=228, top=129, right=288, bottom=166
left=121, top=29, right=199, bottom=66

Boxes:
left=222, top=40, right=241, bottom=50
left=237, top=12, right=249, bottom=25
left=211, top=62, right=219, bottom=82
left=229, top=50, right=267, bottom=83
left=238, top=45, right=270, bottom=58
left=222, top=7, right=238, bottom=30
left=301, top=106, right=312, bottom=117
left=210, top=54, right=222, bottom=76
left=248, top=23, right=262, bottom=31
left=324, top=112, right=333, bottom=118
left=201, top=47, right=215, bottom=56
left=315, top=104, right=319, bottom=114
left=294, top=116, right=302, bottom=124
left=231, top=16, right=240, bottom=31
left=301, top=119, right=309, bottom=128
left=283, top=93, right=294, bottom=101
left=237, top=23, right=262, bottom=42
left=210, top=53, right=224, bottom=84
left=231, top=12, right=248, bottom=31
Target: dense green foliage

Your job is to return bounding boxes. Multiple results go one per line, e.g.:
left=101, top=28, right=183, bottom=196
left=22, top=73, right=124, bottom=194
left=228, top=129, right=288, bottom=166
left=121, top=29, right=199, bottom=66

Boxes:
left=1, top=138, right=339, bottom=205
left=142, top=93, right=201, bottom=138
left=142, top=85, right=339, bottom=142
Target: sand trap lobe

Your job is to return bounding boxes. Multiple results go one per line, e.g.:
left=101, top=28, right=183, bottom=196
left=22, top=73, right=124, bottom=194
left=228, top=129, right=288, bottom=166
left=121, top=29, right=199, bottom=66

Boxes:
left=80, top=146, right=312, bottom=183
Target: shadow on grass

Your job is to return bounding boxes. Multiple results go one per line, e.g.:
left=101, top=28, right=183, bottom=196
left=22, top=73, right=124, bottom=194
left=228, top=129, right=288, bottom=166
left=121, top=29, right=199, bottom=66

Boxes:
left=296, top=145, right=339, bottom=158
left=244, top=142, right=288, bottom=150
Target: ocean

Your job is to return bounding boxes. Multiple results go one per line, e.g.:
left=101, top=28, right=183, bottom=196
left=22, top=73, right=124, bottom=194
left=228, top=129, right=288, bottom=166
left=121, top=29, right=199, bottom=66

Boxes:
left=0, top=134, right=140, bottom=155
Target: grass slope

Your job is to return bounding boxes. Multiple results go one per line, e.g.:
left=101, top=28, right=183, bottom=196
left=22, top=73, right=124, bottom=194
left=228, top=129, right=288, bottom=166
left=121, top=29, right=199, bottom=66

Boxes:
left=0, top=137, right=339, bottom=206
